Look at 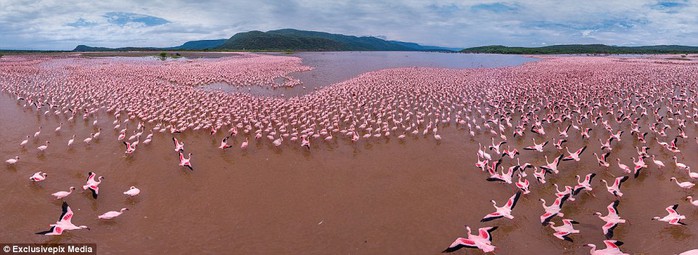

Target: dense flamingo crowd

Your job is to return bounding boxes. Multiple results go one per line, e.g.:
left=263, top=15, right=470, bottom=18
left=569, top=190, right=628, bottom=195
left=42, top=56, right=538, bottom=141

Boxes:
left=2, top=53, right=698, bottom=254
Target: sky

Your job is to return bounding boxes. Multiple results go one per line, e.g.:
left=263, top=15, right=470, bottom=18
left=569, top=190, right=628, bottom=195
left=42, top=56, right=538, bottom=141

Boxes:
left=1, top=0, right=697, bottom=50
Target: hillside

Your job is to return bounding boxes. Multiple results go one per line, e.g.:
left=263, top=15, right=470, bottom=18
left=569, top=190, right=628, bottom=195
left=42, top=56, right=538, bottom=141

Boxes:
left=217, top=29, right=456, bottom=51
left=72, top=29, right=454, bottom=52
left=461, top=44, right=698, bottom=54
left=73, top=39, right=226, bottom=52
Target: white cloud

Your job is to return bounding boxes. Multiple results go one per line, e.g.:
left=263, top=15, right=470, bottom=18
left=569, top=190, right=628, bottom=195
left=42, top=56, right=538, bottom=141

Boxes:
left=0, top=0, right=697, bottom=50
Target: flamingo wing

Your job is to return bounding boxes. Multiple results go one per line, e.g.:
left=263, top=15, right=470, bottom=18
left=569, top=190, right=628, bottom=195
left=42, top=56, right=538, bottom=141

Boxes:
left=59, top=201, right=74, bottom=223
left=480, top=213, right=503, bottom=222
left=603, top=240, right=623, bottom=249
left=507, top=191, right=522, bottom=210
left=89, top=186, right=99, bottom=199
left=608, top=200, right=620, bottom=215
left=603, top=222, right=617, bottom=239
left=36, top=226, right=62, bottom=235
left=553, top=232, right=573, bottom=242
left=541, top=213, right=555, bottom=225
left=442, top=238, right=477, bottom=253
left=615, top=176, right=629, bottom=188
left=478, top=226, right=498, bottom=241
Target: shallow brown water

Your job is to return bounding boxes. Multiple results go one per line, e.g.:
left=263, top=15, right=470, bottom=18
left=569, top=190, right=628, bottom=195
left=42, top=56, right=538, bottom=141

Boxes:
left=1, top=57, right=698, bottom=255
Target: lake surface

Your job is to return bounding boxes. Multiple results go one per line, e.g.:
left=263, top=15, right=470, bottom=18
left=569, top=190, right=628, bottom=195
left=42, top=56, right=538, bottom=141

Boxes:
left=199, top=51, right=536, bottom=97
left=2, top=54, right=695, bottom=255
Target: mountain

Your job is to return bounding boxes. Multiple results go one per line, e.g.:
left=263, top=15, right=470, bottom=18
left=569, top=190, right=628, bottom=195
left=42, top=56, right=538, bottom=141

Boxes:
left=461, top=44, right=698, bottom=54
left=168, top=39, right=226, bottom=50
left=217, top=29, right=456, bottom=51
left=72, top=29, right=453, bottom=52
left=73, top=39, right=226, bottom=52
left=73, top=45, right=162, bottom=51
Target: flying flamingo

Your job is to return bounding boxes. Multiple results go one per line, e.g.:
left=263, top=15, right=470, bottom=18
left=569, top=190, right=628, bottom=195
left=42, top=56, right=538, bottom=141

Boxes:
left=562, top=145, right=586, bottom=161
left=481, top=191, right=522, bottom=222
left=540, top=194, right=569, bottom=225
left=548, top=218, right=580, bottom=242
left=173, top=137, right=184, bottom=152
left=586, top=240, right=629, bottom=255
left=651, top=204, right=686, bottom=226
left=594, top=200, right=626, bottom=239
left=36, top=202, right=90, bottom=235
left=179, top=152, right=193, bottom=171
left=82, top=172, right=103, bottom=199
left=442, top=226, right=498, bottom=253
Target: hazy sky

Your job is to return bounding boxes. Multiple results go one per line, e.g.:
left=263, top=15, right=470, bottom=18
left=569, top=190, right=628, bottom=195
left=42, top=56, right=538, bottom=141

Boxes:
left=1, top=0, right=697, bottom=50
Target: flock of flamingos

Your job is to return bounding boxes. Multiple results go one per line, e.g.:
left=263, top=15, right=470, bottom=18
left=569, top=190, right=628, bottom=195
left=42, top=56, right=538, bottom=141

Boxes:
left=1, top=53, right=698, bottom=254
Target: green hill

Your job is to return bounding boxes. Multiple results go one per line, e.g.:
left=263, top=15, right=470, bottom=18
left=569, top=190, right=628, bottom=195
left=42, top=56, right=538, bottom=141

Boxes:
left=71, top=29, right=456, bottom=52
left=461, top=44, right=698, bottom=54
left=217, top=29, right=457, bottom=51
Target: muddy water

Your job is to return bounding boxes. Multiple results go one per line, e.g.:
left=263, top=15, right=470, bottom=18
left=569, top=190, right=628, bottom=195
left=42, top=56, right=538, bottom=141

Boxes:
left=1, top=69, right=698, bottom=254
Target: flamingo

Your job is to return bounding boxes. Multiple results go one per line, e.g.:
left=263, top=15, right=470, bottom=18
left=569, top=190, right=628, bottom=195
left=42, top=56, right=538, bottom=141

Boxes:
left=442, top=226, right=498, bottom=253
left=673, top=156, right=690, bottom=171
left=83, top=135, right=93, bottom=144
left=172, top=137, right=184, bottom=152
left=594, top=200, right=626, bottom=239
left=20, top=135, right=29, bottom=147
left=124, top=186, right=140, bottom=197
left=6, top=156, right=19, bottom=165
left=30, top=171, right=48, bottom=182
left=241, top=137, right=249, bottom=149
left=179, top=152, right=193, bottom=171
left=586, top=240, right=629, bottom=255
left=51, top=187, right=75, bottom=200
left=572, top=173, right=596, bottom=196
left=631, top=156, right=647, bottom=178
left=486, top=165, right=516, bottom=184
left=272, top=136, right=283, bottom=147
left=123, top=141, right=136, bottom=154
left=219, top=136, right=232, bottom=149
left=670, top=177, right=695, bottom=189
left=534, top=167, right=551, bottom=184
left=686, top=196, right=698, bottom=207
left=67, top=134, right=75, bottom=146
left=481, top=191, right=522, bottom=222
left=515, top=175, right=530, bottom=194
left=98, top=208, right=129, bottom=219
left=602, top=176, right=629, bottom=197
left=554, top=184, right=575, bottom=201
left=37, top=141, right=50, bottom=152
left=562, top=145, right=586, bottom=161
left=540, top=154, right=564, bottom=174
left=548, top=218, right=580, bottom=242
left=523, top=138, right=547, bottom=152
left=82, top=172, right=103, bottom=199
left=652, top=204, right=686, bottom=226
left=616, top=158, right=631, bottom=174
left=651, top=155, right=665, bottom=169
left=36, top=202, right=90, bottom=235
left=540, top=194, right=569, bottom=225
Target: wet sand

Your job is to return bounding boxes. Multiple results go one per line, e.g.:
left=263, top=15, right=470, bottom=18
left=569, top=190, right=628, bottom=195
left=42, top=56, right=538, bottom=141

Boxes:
left=1, top=54, right=697, bottom=255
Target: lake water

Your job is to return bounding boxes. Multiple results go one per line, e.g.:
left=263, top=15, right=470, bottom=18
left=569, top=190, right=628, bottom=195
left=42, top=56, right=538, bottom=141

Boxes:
left=198, top=51, right=536, bottom=97
left=1, top=53, right=695, bottom=255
